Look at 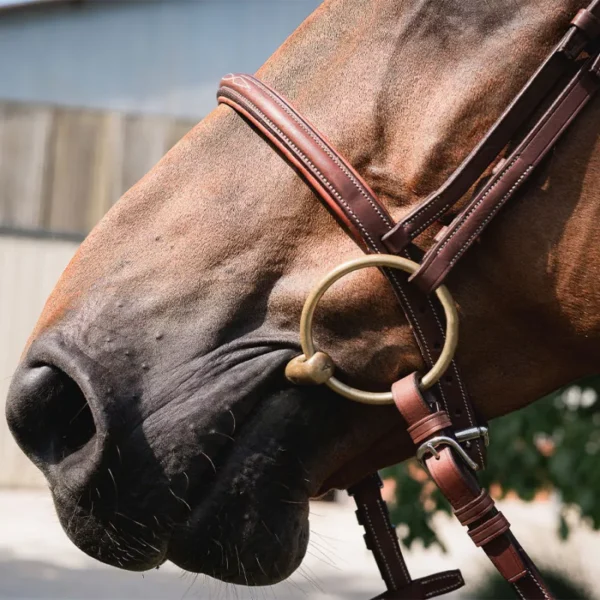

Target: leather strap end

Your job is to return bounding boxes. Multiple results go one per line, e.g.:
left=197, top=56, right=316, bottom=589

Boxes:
left=408, top=260, right=444, bottom=296
left=571, top=8, right=600, bottom=40
left=419, top=569, right=465, bottom=598
left=381, top=223, right=411, bottom=254
left=370, top=570, right=464, bottom=599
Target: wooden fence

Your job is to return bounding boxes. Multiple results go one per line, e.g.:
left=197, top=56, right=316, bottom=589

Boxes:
left=0, top=100, right=196, bottom=235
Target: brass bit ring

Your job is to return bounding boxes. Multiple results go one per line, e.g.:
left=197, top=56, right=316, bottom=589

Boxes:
left=285, top=255, right=459, bottom=405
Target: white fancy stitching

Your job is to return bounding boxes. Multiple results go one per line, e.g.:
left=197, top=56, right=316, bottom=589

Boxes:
left=374, top=499, right=411, bottom=584
left=447, top=165, right=533, bottom=268
left=392, top=260, right=438, bottom=374
left=452, top=360, right=484, bottom=465
left=410, top=201, right=453, bottom=237
left=424, top=295, right=450, bottom=414
left=513, top=581, right=527, bottom=600
left=433, top=157, right=519, bottom=255
left=531, top=574, right=551, bottom=600
left=423, top=67, right=591, bottom=262
left=423, top=573, right=456, bottom=584
left=249, top=76, right=393, bottom=229
left=221, top=88, right=382, bottom=252
left=424, top=574, right=463, bottom=599
left=421, top=291, right=483, bottom=465
left=513, top=571, right=551, bottom=600
left=404, top=192, right=448, bottom=226
left=405, top=35, right=591, bottom=234
left=362, top=504, right=399, bottom=589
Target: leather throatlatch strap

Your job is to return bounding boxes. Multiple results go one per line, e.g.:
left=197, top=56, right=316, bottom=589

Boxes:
left=348, top=474, right=464, bottom=599
left=392, top=374, right=555, bottom=599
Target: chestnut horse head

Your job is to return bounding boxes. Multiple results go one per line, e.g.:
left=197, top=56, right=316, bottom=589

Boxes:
left=6, top=0, right=600, bottom=586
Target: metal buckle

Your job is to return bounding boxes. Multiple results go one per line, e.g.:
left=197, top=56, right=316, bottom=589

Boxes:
left=416, top=426, right=489, bottom=473
left=456, top=426, right=490, bottom=447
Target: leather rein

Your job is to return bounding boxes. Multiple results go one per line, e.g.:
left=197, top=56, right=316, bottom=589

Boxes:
left=217, top=3, right=600, bottom=598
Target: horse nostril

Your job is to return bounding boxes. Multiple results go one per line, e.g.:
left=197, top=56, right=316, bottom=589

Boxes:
left=6, top=364, right=97, bottom=468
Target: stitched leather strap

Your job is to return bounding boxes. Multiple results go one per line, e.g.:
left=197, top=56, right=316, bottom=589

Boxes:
left=370, top=569, right=465, bottom=599
left=381, top=0, right=600, bottom=256
left=217, top=74, right=487, bottom=469
left=469, top=512, right=511, bottom=547
left=218, top=74, right=393, bottom=251
left=411, top=47, right=600, bottom=293
left=408, top=412, right=452, bottom=445
left=392, top=375, right=555, bottom=599
left=454, top=489, right=495, bottom=526
left=349, top=474, right=464, bottom=599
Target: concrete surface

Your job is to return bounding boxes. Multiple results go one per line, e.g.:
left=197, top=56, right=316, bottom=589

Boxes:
left=0, top=490, right=597, bottom=599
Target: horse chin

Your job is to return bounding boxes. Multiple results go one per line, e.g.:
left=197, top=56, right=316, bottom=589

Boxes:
left=166, top=472, right=310, bottom=584
left=164, top=387, right=313, bottom=584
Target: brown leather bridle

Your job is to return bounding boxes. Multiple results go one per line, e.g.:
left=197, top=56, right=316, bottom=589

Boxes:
left=217, top=3, right=600, bottom=598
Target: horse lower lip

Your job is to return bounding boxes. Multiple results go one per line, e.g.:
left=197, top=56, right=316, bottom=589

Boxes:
left=164, top=499, right=309, bottom=583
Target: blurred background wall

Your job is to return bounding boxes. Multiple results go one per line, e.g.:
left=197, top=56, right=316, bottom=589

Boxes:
left=0, top=0, right=320, bottom=488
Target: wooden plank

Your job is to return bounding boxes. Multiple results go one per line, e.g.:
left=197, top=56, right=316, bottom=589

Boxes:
left=0, top=102, right=52, bottom=229
left=45, top=108, right=103, bottom=233
left=87, top=111, right=125, bottom=225
left=0, top=100, right=200, bottom=234
left=121, top=114, right=170, bottom=195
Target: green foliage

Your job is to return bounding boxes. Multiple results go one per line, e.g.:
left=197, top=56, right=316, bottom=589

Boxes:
left=472, top=570, right=590, bottom=599
left=382, top=377, right=600, bottom=549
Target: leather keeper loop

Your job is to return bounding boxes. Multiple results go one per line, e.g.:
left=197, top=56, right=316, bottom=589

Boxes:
left=572, top=9, right=600, bottom=39
left=468, top=512, right=511, bottom=547
left=454, top=489, right=495, bottom=526
left=407, top=411, right=452, bottom=445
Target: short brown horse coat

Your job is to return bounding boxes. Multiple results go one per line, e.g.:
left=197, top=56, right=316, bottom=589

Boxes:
left=7, top=0, right=600, bottom=585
